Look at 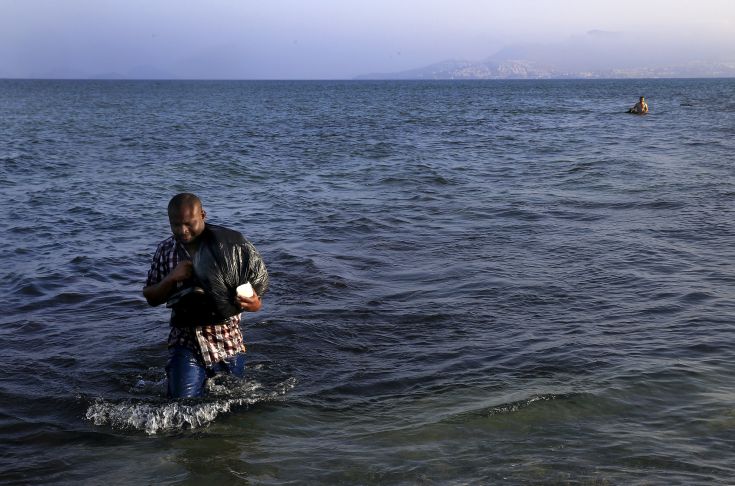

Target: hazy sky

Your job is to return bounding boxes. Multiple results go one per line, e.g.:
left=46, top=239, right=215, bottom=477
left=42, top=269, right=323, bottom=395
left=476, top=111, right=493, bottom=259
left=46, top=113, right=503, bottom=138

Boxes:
left=2, top=0, right=734, bottom=78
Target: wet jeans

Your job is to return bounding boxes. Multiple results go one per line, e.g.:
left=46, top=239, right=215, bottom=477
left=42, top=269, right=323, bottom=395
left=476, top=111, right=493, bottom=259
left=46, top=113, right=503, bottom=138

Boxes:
left=166, top=345, right=246, bottom=398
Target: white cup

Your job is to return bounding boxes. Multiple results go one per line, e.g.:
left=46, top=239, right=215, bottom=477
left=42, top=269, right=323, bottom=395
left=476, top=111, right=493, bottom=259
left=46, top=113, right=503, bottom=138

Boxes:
left=236, top=282, right=254, bottom=298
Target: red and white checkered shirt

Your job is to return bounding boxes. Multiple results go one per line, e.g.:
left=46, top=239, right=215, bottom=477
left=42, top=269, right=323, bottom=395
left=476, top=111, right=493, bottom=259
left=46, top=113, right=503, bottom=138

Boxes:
left=145, top=234, right=248, bottom=368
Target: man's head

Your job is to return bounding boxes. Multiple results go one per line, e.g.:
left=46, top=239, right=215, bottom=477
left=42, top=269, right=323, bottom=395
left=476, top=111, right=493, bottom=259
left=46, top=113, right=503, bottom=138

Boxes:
left=640, top=96, right=645, bottom=102
left=167, top=193, right=206, bottom=244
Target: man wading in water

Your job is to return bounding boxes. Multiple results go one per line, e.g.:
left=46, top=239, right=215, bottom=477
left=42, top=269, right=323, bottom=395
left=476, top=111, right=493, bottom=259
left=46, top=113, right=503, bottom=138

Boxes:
left=628, top=96, right=649, bottom=114
left=143, top=193, right=268, bottom=398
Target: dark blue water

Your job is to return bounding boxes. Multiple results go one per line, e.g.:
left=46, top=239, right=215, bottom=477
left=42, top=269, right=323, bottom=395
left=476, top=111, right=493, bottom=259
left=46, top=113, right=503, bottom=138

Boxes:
left=1, top=79, right=735, bottom=484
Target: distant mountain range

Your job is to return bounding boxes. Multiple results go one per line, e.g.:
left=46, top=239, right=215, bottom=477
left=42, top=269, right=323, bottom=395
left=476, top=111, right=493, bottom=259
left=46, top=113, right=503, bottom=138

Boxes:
left=357, top=35, right=735, bottom=80
left=356, top=59, right=735, bottom=80
left=8, top=32, right=734, bottom=81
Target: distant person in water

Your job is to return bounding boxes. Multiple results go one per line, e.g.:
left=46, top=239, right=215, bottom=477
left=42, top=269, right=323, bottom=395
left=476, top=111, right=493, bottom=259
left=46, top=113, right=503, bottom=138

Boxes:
left=628, top=96, right=649, bottom=114
left=143, top=193, right=269, bottom=398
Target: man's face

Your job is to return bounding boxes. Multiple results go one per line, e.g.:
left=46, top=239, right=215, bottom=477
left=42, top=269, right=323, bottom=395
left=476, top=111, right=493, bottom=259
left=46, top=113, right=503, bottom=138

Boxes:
left=168, top=204, right=206, bottom=244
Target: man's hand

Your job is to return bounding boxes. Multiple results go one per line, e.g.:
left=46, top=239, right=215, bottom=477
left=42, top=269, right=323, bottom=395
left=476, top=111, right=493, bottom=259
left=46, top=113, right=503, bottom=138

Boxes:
left=142, top=261, right=193, bottom=306
left=168, top=261, right=193, bottom=282
left=236, top=293, right=262, bottom=312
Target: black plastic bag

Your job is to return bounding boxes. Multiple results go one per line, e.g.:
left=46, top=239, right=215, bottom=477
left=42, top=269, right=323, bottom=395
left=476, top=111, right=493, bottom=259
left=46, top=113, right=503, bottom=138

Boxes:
left=190, top=224, right=246, bottom=320
left=166, top=286, right=219, bottom=328
left=163, top=224, right=268, bottom=327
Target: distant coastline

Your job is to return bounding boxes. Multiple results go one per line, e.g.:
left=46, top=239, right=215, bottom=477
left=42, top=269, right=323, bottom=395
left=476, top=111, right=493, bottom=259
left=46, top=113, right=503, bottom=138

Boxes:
left=2, top=71, right=735, bottom=82
left=355, top=59, right=735, bottom=80
left=2, top=57, right=735, bottom=82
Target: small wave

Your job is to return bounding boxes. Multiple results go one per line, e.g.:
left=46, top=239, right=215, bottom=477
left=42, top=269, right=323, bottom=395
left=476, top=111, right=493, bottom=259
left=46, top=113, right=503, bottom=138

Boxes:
left=678, top=291, right=714, bottom=304
left=85, top=377, right=296, bottom=435
left=478, top=393, right=570, bottom=415
left=445, top=392, right=595, bottom=423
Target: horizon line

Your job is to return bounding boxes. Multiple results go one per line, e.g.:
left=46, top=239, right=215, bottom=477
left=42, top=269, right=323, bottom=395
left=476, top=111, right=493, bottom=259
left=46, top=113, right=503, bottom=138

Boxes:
left=2, top=75, right=735, bottom=82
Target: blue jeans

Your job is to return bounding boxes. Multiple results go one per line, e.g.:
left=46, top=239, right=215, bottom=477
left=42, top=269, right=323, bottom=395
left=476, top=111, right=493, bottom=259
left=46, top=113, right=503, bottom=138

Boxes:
left=166, top=346, right=246, bottom=398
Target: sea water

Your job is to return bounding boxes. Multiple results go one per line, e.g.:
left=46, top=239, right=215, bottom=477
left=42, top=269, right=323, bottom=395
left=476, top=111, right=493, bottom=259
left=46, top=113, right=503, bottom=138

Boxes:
left=1, top=79, right=734, bottom=484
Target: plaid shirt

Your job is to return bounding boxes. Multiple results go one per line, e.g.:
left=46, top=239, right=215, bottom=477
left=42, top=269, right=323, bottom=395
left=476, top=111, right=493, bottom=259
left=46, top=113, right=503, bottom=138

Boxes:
left=145, top=230, right=267, bottom=368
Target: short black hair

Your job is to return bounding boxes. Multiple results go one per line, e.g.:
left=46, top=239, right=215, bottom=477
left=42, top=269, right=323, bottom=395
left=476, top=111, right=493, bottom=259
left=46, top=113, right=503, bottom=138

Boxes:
left=168, top=193, right=202, bottom=213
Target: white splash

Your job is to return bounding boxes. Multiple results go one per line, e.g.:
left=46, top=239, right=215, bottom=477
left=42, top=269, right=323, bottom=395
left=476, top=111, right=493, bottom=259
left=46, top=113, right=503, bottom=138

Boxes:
left=85, top=377, right=296, bottom=435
